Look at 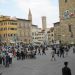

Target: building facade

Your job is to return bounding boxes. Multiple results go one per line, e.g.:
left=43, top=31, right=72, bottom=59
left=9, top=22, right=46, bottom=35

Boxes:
left=36, top=29, right=46, bottom=45
left=47, top=27, right=54, bottom=45
left=54, top=22, right=61, bottom=44
left=31, top=27, right=44, bottom=45
left=0, top=16, right=17, bottom=45
left=31, top=25, right=38, bottom=45
left=59, top=0, right=75, bottom=44
left=31, top=25, right=49, bottom=45
left=31, top=15, right=49, bottom=45
left=0, top=15, right=32, bottom=45
left=17, top=19, right=31, bottom=45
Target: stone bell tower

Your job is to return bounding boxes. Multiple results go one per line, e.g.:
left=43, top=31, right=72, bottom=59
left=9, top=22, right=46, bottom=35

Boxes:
left=28, top=8, right=32, bottom=24
left=42, top=16, right=47, bottom=30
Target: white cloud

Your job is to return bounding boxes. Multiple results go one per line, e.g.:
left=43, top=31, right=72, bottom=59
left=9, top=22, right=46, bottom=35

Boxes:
left=16, top=0, right=59, bottom=27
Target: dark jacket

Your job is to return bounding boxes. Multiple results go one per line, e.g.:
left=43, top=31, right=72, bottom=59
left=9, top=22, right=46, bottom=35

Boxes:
left=62, top=67, right=71, bottom=75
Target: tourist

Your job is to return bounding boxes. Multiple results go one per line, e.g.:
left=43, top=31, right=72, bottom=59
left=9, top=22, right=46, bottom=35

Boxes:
left=62, top=62, right=71, bottom=75
left=51, top=50, right=56, bottom=61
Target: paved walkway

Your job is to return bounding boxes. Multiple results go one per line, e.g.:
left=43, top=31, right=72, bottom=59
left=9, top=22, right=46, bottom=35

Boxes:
left=0, top=47, right=75, bottom=75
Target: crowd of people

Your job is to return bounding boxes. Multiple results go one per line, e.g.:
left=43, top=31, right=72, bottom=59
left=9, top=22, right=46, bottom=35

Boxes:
left=0, top=44, right=75, bottom=75
left=0, top=45, right=47, bottom=68
left=0, top=44, right=75, bottom=68
left=0, top=47, right=14, bottom=67
left=50, top=44, right=73, bottom=61
left=16, top=45, right=47, bottom=60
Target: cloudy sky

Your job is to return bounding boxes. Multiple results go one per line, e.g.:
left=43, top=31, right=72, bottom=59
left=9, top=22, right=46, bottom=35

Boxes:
left=0, top=0, right=59, bottom=28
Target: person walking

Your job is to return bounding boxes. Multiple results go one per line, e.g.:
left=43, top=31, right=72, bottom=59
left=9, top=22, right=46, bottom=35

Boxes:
left=0, top=52, right=2, bottom=65
left=16, top=51, right=20, bottom=60
left=60, top=46, right=64, bottom=58
left=62, top=61, right=72, bottom=75
left=5, top=53, right=10, bottom=67
left=73, top=46, right=75, bottom=53
left=51, top=50, right=56, bottom=61
left=38, top=47, right=41, bottom=55
left=21, top=51, right=24, bottom=60
left=2, top=51, right=6, bottom=66
left=42, top=47, right=46, bottom=55
left=8, top=52, right=13, bottom=64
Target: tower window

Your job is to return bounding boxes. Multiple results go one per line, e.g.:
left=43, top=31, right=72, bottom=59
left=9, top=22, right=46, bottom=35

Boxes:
left=68, top=25, right=71, bottom=32
left=65, top=0, right=68, bottom=3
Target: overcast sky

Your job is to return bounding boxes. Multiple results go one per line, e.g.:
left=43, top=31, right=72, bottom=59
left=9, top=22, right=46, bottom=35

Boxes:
left=0, top=0, right=59, bottom=28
